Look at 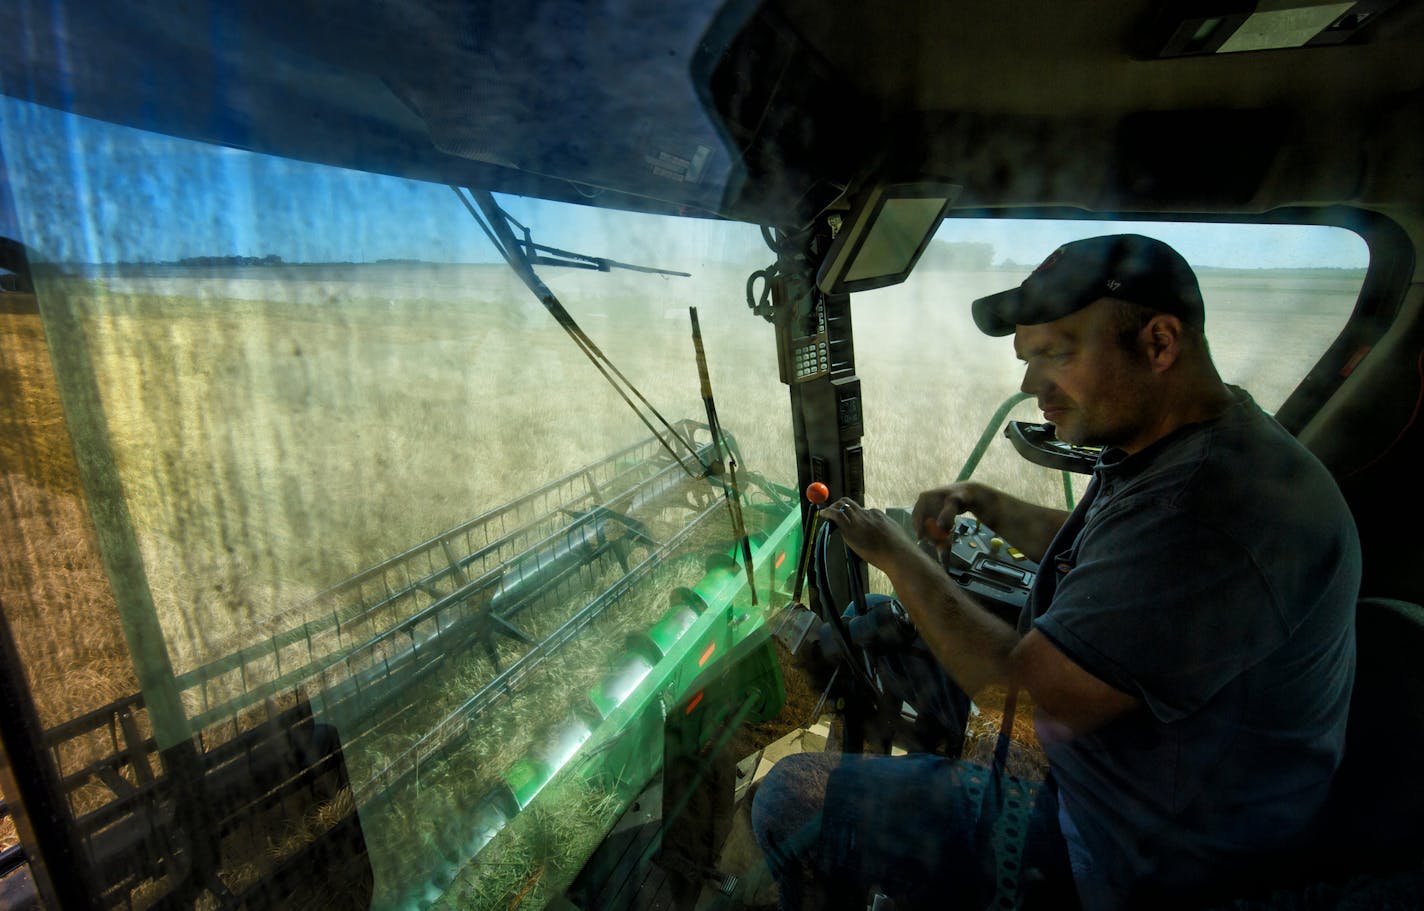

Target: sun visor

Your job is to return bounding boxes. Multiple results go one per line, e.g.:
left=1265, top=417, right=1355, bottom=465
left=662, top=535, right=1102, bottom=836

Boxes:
left=379, top=0, right=736, bottom=216
left=691, top=1, right=885, bottom=223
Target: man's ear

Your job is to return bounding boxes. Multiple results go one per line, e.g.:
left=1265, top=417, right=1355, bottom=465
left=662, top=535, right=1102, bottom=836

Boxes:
left=1141, top=315, right=1184, bottom=372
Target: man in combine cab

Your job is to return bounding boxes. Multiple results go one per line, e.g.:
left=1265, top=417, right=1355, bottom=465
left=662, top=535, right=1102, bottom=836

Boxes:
left=752, top=234, right=1360, bottom=910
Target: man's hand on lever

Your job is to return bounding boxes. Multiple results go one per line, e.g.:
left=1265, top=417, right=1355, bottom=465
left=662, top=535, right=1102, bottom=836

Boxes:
left=910, top=482, right=982, bottom=548
left=911, top=482, right=1070, bottom=564
left=821, top=494, right=1139, bottom=738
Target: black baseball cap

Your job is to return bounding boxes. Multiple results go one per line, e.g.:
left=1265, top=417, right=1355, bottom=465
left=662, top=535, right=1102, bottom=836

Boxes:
left=971, top=234, right=1205, bottom=337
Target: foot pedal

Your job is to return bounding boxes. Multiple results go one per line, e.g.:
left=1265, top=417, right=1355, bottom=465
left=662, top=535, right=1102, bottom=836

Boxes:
left=709, top=871, right=738, bottom=896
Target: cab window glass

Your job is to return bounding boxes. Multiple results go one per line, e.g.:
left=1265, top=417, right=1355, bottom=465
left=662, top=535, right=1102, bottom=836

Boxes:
left=0, top=98, right=790, bottom=908
left=854, top=219, right=1368, bottom=511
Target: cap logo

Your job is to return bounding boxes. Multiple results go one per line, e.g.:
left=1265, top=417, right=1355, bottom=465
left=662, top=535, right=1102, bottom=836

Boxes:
left=1106, top=279, right=1122, bottom=291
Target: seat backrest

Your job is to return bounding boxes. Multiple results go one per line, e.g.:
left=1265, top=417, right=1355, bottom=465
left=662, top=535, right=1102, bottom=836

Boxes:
left=1318, top=597, right=1424, bottom=873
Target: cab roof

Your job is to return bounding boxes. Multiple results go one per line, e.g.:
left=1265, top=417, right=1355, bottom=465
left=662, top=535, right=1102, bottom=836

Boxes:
left=4, top=0, right=1423, bottom=228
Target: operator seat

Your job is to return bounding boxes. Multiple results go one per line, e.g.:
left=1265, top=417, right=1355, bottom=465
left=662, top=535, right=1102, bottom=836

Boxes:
left=1215, top=597, right=1424, bottom=908
left=1315, top=598, right=1424, bottom=875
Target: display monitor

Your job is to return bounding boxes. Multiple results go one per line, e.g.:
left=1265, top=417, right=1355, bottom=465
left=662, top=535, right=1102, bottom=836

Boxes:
left=816, top=182, right=960, bottom=295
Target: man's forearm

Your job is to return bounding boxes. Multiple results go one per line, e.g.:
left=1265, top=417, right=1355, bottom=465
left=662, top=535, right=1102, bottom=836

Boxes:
left=880, top=540, right=1021, bottom=698
left=823, top=498, right=1137, bottom=736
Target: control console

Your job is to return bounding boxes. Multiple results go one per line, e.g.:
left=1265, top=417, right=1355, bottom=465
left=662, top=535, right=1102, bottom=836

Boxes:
left=926, top=518, right=1039, bottom=626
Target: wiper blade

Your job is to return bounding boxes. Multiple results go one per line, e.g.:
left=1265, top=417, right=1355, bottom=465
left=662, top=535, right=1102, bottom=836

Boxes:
left=451, top=186, right=708, bottom=480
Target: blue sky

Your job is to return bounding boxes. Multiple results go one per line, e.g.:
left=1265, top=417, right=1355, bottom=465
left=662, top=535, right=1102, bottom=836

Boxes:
left=1, top=97, right=1369, bottom=272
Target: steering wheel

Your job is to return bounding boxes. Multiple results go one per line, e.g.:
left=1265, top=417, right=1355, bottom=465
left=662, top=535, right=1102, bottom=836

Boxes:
left=806, top=518, right=881, bottom=690
left=804, top=516, right=930, bottom=718
left=804, top=505, right=1030, bottom=756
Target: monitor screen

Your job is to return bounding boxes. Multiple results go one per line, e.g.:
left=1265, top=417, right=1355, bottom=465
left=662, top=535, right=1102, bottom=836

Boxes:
left=817, top=183, right=959, bottom=295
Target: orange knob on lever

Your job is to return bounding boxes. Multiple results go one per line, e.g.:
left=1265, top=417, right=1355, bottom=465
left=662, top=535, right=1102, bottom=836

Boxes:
left=793, top=482, right=831, bottom=605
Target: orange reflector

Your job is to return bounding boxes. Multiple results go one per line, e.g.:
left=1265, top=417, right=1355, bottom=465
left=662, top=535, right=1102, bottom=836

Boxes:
left=1340, top=345, right=1371, bottom=378
left=774, top=550, right=787, bottom=569
left=699, top=641, right=717, bottom=667
left=685, top=690, right=704, bottom=714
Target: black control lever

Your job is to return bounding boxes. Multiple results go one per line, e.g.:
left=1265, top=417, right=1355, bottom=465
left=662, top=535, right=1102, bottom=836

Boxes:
left=887, top=507, right=1040, bottom=628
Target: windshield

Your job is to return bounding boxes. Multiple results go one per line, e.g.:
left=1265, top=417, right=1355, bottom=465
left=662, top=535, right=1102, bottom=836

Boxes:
left=1, top=99, right=793, bottom=909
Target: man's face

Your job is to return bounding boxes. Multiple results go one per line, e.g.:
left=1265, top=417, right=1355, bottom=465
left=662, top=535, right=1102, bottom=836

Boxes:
left=1013, top=298, right=1157, bottom=451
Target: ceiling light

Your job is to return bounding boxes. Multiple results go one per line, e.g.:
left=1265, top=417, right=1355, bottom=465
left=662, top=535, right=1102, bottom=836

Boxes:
left=1149, top=0, right=1396, bottom=57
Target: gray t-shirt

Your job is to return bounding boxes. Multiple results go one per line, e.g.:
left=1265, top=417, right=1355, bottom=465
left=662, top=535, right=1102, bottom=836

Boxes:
left=1030, top=389, right=1359, bottom=908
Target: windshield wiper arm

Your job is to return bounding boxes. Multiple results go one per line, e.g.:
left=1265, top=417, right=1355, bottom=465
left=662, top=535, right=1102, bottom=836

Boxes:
left=522, top=239, right=691, bottom=277
left=496, top=203, right=691, bottom=278
left=450, top=185, right=708, bottom=480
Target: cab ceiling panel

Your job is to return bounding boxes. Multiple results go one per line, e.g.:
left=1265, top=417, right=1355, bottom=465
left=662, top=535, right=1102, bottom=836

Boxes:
left=733, top=0, right=1424, bottom=215
left=775, top=0, right=1424, bottom=116
left=1, top=0, right=737, bottom=218
left=6, top=0, right=1424, bottom=225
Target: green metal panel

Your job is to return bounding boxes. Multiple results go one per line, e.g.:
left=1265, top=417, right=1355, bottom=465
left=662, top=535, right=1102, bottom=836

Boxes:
left=432, top=502, right=803, bottom=910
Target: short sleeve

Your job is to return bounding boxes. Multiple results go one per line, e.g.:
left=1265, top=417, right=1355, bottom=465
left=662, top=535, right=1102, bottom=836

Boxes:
left=1032, top=501, right=1285, bottom=722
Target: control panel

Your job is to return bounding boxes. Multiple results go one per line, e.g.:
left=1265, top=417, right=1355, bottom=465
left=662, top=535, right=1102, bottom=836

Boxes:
left=927, top=518, right=1039, bottom=625
left=776, top=294, right=830, bottom=383
left=884, top=507, right=1038, bottom=625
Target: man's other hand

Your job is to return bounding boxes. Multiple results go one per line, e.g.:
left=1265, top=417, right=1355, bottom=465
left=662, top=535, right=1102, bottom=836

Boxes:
left=911, top=482, right=987, bottom=547
left=911, top=483, right=1069, bottom=563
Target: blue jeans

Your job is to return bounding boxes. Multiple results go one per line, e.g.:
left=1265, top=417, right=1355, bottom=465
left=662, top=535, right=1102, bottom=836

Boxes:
left=753, top=598, right=1077, bottom=910
left=752, top=752, right=1077, bottom=910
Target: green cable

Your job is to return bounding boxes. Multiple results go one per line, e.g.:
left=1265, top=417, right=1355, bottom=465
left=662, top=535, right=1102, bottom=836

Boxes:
left=957, top=392, right=1032, bottom=482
